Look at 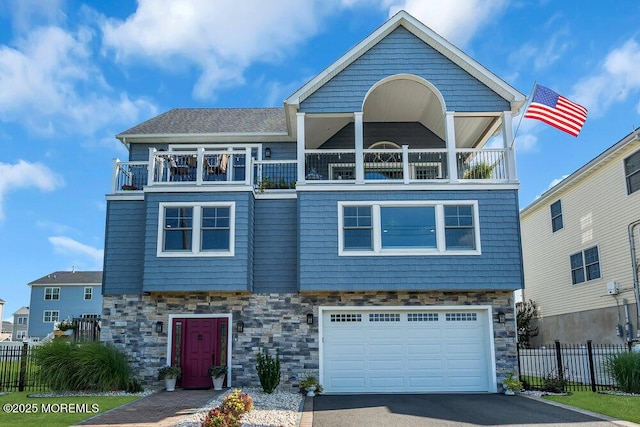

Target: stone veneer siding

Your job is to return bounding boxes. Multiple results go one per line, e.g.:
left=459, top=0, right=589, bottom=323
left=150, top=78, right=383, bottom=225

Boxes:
left=102, top=290, right=516, bottom=390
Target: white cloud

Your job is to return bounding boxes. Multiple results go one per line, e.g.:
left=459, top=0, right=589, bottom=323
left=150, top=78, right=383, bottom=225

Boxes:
left=387, top=0, right=508, bottom=47
left=547, top=175, right=569, bottom=190
left=0, top=25, right=157, bottom=136
left=101, top=0, right=333, bottom=100
left=0, top=160, right=64, bottom=221
left=48, top=236, right=104, bottom=267
left=573, top=38, right=640, bottom=117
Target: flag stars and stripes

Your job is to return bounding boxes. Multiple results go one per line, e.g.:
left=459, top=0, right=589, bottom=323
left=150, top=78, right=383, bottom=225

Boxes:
left=524, top=84, right=588, bottom=137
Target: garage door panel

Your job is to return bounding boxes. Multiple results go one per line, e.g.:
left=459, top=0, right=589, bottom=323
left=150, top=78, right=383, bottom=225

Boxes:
left=322, top=309, right=492, bottom=393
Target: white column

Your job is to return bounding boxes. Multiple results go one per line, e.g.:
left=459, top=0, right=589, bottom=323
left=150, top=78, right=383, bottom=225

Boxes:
left=111, top=158, right=120, bottom=194
left=445, top=112, right=458, bottom=182
left=147, top=147, right=156, bottom=186
left=354, top=112, right=364, bottom=184
left=502, top=111, right=517, bottom=181
left=297, top=113, right=306, bottom=183
left=402, top=145, right=410, bottom=184
left=245, top=146, right=252, bottom=186
left=196, top=147, right=204, bottom=186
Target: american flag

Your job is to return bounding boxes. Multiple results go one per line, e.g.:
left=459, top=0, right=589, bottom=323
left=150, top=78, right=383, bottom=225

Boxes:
left=524, top=84, right=588, bottom=137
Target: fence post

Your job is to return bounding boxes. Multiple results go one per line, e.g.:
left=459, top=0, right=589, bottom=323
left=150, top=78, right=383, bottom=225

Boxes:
left=554, top=340, right=564, bottom=384
left=586, top=340, right=597, bottom=392
left=18, top=342, right=28, bottom=392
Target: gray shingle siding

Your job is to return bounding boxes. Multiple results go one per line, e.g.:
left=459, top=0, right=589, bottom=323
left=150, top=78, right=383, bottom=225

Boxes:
left=253, top=199, right=298, bottom=293
left=301, top=27, right=509, bottom=113
left=142, top=192, right=252, bottom=292
left=320, top=122, right=444, bottom=149
left=298, top=189, right=523, bottom=292
left=103, top=200, right=145, bottom=295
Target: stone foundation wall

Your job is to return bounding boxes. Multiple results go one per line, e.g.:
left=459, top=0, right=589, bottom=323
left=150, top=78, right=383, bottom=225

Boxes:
left=102, top=290, right=516, bottom=390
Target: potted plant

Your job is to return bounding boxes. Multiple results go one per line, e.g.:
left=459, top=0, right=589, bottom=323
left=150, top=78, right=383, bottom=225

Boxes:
left=208, top=365, right=227, bottom=390
left=299, top=372, right=323, bottom=397
left=57, top=319, right=76, bottom=335
left=502, top=373, right=523, bottom=395
left=158, top=365, right=181, bottom=392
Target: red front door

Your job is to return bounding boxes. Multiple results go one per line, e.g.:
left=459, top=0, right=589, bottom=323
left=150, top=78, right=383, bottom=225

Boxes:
left=172, top=317, right=228, bottom=389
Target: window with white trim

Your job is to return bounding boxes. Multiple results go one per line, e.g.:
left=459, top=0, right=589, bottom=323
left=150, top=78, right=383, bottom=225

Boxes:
left=570, top=246, right=601, bottom=284
left=17, top=316, right=27, bottom=325
left=44, top=287, right=60, bottom=300
left=43, top=310, right=59, bottom=323
left=339, top=201, right=480, bottom=255
left=81, top=313, right=99, bottom=319
left=624, top=150, right=640, bottom=195
left=84, top=287, right=93, bottom=300
left=16, top=331, right=27, bottom=339
left=157, top=202, right=235, bottom=257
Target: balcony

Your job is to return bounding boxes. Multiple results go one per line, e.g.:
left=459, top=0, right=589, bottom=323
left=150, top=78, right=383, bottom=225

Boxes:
left=111, top=145, right=512, bottom=195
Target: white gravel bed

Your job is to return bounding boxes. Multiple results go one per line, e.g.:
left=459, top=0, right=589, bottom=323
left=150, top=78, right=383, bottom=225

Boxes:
left=174, top=387, right=304, bottom=427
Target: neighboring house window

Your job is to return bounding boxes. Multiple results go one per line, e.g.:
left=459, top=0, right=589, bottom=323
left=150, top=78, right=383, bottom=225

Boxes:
left=43, top=310, right=59, bottom=323
left=44, top=287, right=60, bottom=300
left=550, top=200, right=563, bottom=232
left=17, top=316, right=27, bottom=325
left=339, top=201, right=480, bottom=255
left=624, top=150, right=640, bottom=194
left=16, top=331, right=27, bottom=339
left=570, top=246, right=601, bottom=284
left=84, top=287, right=93, bottom=300
left=157, top=202, right=235, bottom=257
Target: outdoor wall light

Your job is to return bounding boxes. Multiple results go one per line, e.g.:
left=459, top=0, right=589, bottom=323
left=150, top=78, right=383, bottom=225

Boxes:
left=497, top=311, right=506, bottom=324
left=306, top=313, right=314, bottom=325
left=264, top=147, right=271, bottom=159
left=155, top=321, right=163, bottom=334
left=237, top=320, right=244, bottom=333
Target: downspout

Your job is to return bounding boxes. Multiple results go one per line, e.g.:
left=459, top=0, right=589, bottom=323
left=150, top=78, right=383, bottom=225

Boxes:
left=627, top=220, right=640, bottom=339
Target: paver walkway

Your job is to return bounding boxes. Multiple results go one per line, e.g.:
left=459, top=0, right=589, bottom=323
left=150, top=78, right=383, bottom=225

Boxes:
left=76, top=389, right=220, bottom=427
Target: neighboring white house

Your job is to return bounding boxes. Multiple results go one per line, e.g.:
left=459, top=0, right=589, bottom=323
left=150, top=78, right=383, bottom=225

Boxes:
left=520, top=128, right=640, bottom=344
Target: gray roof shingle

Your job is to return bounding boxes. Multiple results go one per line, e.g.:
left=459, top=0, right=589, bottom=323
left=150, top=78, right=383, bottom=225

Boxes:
left=29, top=271, right=103, bottom=285
left=118, top=108, right=287, bottom=136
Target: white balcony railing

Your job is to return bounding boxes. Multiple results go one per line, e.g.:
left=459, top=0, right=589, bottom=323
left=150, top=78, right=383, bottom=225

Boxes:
left=111, top=145, right=512, bottom=194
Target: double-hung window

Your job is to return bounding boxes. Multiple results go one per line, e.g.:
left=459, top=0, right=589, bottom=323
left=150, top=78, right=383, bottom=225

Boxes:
left=43, top=310, right=59, bottom=323
left=550, top=200, right=563, bottom=232
left=44, top=287, right=60, bottom=300
left=158, top=202, right=235, bottom=256
left=84, top=287, right=93, bottom=300
left=570, top=246, right=601, bottom=284
left=624, top=150, right=640, bottom=195
left=339, top=201, right=480, bottom=255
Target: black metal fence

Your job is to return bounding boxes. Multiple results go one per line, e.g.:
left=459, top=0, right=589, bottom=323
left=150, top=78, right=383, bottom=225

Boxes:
left=0, top=343, right=47, bottom=392
left=518, top=340, right=632, bottom=392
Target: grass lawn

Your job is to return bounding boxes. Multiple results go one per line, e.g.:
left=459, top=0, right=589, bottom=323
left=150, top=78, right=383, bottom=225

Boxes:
left=544, top=391, right=640, bottom=424
left=0, top=392, right=142, bottom=427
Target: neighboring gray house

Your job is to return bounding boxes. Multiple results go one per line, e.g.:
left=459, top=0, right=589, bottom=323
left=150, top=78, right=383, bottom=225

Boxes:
left=27, top=271, right=103, bottom=340
left=1, top=321, right=12, bottom=341
left=102, top=10, right=525, bottom=393
left=12, top=306, right=29, bottom=341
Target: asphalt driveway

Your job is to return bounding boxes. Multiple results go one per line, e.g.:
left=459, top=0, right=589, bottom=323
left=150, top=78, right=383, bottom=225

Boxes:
left=312, top=394, right=631, bottom=427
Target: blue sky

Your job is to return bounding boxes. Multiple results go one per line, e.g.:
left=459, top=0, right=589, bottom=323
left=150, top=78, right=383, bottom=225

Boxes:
left=1, top=0, right=640, bottom=321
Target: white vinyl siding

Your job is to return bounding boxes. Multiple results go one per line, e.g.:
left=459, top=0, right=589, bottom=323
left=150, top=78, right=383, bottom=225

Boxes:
left=521, top=143, right=640, bottom=317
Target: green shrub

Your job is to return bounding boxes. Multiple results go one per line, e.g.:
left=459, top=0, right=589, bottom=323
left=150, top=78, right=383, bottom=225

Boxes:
left=606, top=351, right=640, bottom=393
left=201, top=389, right=253, bottom=427
left=256, top=348, right=280, bottom=394
left=35, top=340, right=131, bottom=391
left=541, top=370, right=569, bottom=393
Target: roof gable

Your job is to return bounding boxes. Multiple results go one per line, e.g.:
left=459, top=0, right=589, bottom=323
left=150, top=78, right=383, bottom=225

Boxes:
left=285, top=10, right=525, bottom=112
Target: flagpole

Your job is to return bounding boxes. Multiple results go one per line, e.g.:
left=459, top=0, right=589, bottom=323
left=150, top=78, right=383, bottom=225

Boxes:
left=510, top=81, right=537, bottom=149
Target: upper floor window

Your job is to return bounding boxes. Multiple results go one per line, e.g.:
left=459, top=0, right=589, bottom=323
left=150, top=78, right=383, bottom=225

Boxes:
left=17, top=316, right=27, bottom=325
left=15, top=331, right=27, bottom=339
left=339, top=201, right=480, bottom=256
left=624, top=150, right=640, bottom=195
left=157, top=202, right=235, bottom=257
left=84, top=287, right=93, bottom=300
left=570, top=246, right=601, bottom=284
left=43, top=310, right=59, bottom=323
left=44, top=287, right=60, bottom=300
left=550, top=200, right=563, bottom=232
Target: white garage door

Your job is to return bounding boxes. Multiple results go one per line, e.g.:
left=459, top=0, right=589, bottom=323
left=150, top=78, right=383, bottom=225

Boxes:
left=321, top=308, right=493, bottom=393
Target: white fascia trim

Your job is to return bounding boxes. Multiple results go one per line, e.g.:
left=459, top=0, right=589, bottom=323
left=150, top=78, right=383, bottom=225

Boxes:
left=106, top=193, right=144, bottom=201
left=116, top=131, right=290, bottom=141
left=253, top=192, right=297, bottom=200
left=166, top=313, right=234, bottom=387
left=285, top=11, right=525, bottom=111
left=318, top=304, right=497, bottom=393
left=296, top=183, right=519, bottom=192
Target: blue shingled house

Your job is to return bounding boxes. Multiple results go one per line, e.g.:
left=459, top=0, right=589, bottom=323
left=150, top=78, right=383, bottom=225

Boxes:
left=102, top=10, right=525, bottom=393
